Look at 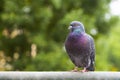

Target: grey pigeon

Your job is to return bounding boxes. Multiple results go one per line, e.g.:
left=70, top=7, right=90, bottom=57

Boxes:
left=65, top=21, right=95, bottom=72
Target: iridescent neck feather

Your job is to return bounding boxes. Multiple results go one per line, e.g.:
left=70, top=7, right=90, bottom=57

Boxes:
left=71, top=27, right=85, bottom=34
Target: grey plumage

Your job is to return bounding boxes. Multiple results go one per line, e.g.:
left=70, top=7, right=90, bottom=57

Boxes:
left=65, top=21, right=95, bottom=71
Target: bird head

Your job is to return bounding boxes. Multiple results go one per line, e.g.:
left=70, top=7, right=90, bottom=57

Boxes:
left=68, top=21, right=85, bottom=33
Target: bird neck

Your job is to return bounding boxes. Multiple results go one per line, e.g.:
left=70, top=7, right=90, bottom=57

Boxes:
left=72, top=28, right=84, bottom=35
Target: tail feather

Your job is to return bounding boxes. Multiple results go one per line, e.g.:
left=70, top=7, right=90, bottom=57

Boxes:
left=86, top=62, right=95, bottom=71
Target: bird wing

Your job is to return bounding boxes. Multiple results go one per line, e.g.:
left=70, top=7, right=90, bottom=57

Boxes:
left=87, top=34, right=95, bottom=71
left=88, top=35, right=95, bottom=62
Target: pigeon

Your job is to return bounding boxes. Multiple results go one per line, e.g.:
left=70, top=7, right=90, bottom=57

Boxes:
left=65, top=21, right=95, bottom=72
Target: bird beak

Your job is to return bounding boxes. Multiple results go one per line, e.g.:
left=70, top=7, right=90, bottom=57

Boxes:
left=68, top=26, right=72, bottom=29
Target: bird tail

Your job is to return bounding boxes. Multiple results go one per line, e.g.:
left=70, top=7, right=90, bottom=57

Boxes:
left=86, top=63, right=95, bottom=71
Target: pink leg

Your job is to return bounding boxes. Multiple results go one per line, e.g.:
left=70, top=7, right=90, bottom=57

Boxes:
left=80, top=67, right=88, bottom=72
left=71, top=66, right=79, bottom=72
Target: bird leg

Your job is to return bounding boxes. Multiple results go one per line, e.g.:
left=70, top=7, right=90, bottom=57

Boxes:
left=71, top=66, right=79, bottom=72
left=80, top=67, right=88, bottom=72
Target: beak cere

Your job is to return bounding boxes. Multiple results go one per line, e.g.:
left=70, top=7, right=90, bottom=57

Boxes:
left=68, top=26, right=72, bottom=29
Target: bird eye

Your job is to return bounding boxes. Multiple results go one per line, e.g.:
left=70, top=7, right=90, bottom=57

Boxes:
left=70, top=24, right=73, bottom=26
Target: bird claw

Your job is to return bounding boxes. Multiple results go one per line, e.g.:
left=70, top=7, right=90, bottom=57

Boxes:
left=80, top=68, right=88, bottom=72
left=71, top=67, right=88, bottom=72
left=80, top=70, right=88, bottom=72
left=71, top=67, right=79, bottom=72
left=71, top=69, right=79, bottom=72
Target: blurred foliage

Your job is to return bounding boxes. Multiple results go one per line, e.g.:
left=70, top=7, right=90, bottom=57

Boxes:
left=0, top=0, right=120, bottom=71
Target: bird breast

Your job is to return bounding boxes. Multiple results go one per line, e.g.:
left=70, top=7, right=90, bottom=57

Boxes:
left=67, top=34, right=87, bottom=46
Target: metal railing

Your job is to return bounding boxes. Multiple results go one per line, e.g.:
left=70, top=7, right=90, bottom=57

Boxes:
left=0, top=71, right=120, bottom=80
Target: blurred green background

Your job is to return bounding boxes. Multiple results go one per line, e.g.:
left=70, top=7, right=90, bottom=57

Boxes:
left=0, top=0, right=120, bottom=71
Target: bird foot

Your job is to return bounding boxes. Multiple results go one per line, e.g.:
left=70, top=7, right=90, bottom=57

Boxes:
left=80, top=68, right=88, bottom=72
left=80, top=70, right=88, bottom=72
left=71, top=69, right=79, bottom=72
left=71, top=67, right=79, bottom=72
